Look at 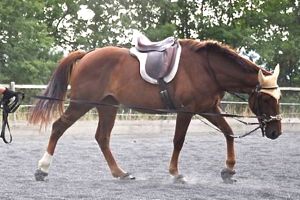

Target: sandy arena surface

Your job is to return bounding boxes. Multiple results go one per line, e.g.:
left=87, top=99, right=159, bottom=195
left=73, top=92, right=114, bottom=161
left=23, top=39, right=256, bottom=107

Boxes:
left=0, top=119, right=299, bottom=200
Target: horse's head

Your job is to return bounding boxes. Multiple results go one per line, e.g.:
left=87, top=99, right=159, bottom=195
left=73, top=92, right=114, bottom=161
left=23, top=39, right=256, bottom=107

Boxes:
left=248, top=64, right=282, bottom=139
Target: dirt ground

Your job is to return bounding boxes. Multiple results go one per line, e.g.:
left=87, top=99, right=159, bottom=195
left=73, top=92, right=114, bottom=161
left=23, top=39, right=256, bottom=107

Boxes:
left=0, top=119, right=299, bottom=200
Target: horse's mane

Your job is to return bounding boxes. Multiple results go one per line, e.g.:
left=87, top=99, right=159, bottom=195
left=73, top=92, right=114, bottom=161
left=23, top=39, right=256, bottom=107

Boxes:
left=180, top=39, right=270, bottom=74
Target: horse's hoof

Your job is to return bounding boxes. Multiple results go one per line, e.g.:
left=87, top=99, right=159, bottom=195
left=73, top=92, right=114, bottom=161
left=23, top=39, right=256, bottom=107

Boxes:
left=221, top=168, right=236, bottom=184
left=173, top=174, right=187, bottom=183
left=34, top=169, right=48, bottom=181
left=120, top=172, right=135, bottom=180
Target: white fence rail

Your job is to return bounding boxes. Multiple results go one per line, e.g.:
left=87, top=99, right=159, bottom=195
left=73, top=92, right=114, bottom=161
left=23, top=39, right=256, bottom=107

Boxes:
left=4, top=82, right=300, bottom=91
left=5, top=82, right=300, bottom=106
left=2, top=82, right=300, bottom=120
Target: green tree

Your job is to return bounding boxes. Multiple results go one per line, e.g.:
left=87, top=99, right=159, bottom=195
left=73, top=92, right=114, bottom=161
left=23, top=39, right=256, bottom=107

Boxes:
left=254, top=0, right=300, bottom=86
left=192, top=0, right=300, bottom=86
left=1, top=0, right=299, bottom=87
left=120, top=0, right=177, bottom=41
left=0, top=0, right=61, bottom=84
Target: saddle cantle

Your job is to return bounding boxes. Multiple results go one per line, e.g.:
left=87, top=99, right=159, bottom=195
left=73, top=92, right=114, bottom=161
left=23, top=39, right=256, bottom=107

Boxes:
left=136, top=35, right=176, bottom=52
left=130, top=33, right=182, bottom=85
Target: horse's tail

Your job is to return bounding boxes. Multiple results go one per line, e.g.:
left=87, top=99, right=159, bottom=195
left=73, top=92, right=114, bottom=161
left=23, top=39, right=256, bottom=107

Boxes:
left=29, top=50, right=87, bottom=127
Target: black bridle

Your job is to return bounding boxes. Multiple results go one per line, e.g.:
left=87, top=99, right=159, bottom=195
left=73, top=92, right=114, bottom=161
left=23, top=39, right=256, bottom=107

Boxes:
left=250, top=85, right=282, bottom=137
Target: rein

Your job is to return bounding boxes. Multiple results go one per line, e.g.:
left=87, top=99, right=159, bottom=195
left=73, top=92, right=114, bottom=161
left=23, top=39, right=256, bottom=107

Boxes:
left=34, top=89, right=280, bottom=139
left=34, top=95, right=255, bottom=118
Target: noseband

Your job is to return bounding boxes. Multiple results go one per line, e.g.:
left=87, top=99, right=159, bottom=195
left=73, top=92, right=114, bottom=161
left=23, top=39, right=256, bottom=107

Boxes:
left=253, top=85, right=282, bottom=137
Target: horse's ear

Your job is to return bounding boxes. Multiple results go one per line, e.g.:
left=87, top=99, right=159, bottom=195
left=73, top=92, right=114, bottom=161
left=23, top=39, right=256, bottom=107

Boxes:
left=273, top=64, right=280, bottom=79
left=258, top=69, right=265, bottom=84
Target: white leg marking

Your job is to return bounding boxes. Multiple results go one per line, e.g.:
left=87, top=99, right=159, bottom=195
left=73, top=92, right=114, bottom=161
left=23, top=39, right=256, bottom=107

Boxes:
left=38, top=152, right=53, bottom=173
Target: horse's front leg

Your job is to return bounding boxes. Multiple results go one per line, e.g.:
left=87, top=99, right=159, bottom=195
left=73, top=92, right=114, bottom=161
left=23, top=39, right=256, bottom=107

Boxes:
left=202, top=106, right=236, bottom=183
left=169, top=113, right=193, bottom=182
left=95, top=106, right=135, bottom=180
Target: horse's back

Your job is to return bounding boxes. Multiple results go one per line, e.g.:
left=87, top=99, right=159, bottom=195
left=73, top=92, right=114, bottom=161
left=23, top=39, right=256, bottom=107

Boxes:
left=69, top=46, right=155, bottom=103
left=71, top=47, right=136, bottom=83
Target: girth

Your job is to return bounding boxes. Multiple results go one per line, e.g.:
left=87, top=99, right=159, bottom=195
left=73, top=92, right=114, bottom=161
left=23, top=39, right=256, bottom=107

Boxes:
left=157, top=78, right=176, bottom=110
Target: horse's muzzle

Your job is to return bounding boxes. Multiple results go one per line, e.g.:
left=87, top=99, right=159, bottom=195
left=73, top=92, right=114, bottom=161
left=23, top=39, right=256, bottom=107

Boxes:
left=266, top=130, right=282, bottom=140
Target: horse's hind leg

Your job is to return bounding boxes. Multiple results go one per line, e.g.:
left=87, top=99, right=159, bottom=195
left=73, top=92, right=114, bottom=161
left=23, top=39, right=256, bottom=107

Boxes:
left=95, top=105, right=135, bottom=179
left=35, top=103, right=92, bottom=181
left=169, top=113, right=193, bottom=182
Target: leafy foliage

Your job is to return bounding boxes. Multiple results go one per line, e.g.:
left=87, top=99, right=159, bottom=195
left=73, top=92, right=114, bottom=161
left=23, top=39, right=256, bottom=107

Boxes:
left=0, top=0, right=62, bottom=84
left=0, top=0, right=299, bottom=86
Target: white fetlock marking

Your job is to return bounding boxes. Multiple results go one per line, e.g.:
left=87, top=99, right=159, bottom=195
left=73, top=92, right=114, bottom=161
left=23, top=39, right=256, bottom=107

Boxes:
left=173, top=174, right=187, bottom=183
left=38, top=152, right=53, bottom=173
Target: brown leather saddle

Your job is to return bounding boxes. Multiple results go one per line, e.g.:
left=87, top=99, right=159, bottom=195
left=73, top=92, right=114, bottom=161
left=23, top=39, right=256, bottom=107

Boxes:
left=130, top=34, right=181, bottom=109
left=132, top=34, right=179, bottom=82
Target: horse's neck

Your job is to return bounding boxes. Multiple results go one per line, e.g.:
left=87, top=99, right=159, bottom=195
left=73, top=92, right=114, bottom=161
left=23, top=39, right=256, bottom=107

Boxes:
left=224, top=71, right=258, bottom=94
left=208, top=53, right=258, bottom=94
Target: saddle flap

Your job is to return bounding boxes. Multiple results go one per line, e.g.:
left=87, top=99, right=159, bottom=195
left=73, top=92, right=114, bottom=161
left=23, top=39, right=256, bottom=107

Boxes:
left=130, top=41, right=182, bottom=84
left=145, top=45, right=177, bottom=79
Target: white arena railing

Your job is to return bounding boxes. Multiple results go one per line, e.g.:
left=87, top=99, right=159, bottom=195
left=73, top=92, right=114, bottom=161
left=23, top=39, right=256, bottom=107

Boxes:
left=2, top=82, right=300, bottom=120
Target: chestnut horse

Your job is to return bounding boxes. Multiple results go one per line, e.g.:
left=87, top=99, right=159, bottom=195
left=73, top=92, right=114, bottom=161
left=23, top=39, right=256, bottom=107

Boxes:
left=29, top=39, right=282, bottom=183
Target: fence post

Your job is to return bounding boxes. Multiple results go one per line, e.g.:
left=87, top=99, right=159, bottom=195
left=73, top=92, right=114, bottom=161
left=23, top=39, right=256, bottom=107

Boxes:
left=10, top=81, right=16, bottom=121
left=10, top=81, right=15, bottom=91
